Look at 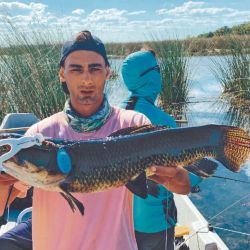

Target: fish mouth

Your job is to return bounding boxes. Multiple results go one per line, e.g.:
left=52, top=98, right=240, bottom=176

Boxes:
left=3, top=158, right=66, bottom=190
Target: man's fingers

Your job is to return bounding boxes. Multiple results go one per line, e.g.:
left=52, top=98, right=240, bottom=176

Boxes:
left=148, top=174, right=172, bottom=185
left=14, top=182, right=30, bottom=198
left=149, top=165, right=179, bottom=178
left=8, top=187, right=22, bottom=206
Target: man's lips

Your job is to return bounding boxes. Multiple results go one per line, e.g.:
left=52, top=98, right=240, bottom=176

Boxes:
left=80, top=90, right=94, bottom=94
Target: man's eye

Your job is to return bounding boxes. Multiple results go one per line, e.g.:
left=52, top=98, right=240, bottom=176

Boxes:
left=90, top=67, right=101, bottom=72
left=71, top=69, right=82, bottom=72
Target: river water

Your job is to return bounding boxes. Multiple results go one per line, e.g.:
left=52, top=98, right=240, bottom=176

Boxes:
left=108, top=56, right=250, bottom=250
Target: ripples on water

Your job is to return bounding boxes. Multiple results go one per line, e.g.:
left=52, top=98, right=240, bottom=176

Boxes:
left=108, top=56, right=250, bottom=249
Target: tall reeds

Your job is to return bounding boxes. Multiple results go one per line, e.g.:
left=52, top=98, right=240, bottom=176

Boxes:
left=148, top=37, right=191, bottom=119
left=211, top=36, right=250, bottom=131
left=105, top=35, right=250, bottom=57
left=0, top=22, right=66, bottom=120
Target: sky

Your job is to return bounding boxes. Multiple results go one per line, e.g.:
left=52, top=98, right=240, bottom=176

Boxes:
left=0, top=0, right=249, bottom=42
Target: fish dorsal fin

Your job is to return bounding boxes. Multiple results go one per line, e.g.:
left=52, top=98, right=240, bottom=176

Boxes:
left=185, top=158, right=218, bottom=178
left=108, top=125, right=169, bottom=137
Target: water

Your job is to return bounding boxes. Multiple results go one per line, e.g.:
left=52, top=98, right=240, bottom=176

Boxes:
left=108, top=56, right=250, bottom=250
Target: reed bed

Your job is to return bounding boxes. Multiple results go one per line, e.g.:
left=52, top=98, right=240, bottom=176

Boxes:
left=147, top=36, right=191, bottom=119
left=210, top=36, right=250, bottom=130
left=104, top=35, right=250, bottom=57
left=186, top=35, right=250, bottom=56
left=105, top=42, right=141, bottom=58
left=0, top=23, right=66, bottom=121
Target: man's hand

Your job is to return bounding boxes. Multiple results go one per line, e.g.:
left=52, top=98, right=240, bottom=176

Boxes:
left=0, top=173, right=27, bottom=216
left=148, top=165, right=190, bottom=195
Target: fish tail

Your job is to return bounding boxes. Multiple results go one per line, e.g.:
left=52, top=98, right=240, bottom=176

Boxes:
left=218, top=126, right=250, bottom=172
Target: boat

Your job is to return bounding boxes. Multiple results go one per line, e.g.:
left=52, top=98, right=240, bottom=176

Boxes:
left=0, top=113, right=230, bottom=249
left=174, top=194, right=229, bottom=249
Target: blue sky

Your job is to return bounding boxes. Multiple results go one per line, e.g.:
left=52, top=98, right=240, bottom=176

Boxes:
left=0, top=0, right=249, bottom=42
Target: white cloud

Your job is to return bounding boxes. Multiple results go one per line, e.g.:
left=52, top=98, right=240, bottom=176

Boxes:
left=72, top=9, right=85, bottom=15
left=127, top=10, right=146, bottom=16
left=30, top=3, right=47, bottom=13
left=0, top=2, right=31, bottom=11
left=225, top=10, right=250, bottom=18
left=157, top=1, right=205, bottom=15
left=64, top=15, right=82, bottom=22
left=0, top=3, right=249, bottom=42
left=154, top=0, right=250, bottom=33
left=191, top=7, right=235, bottom=15
left=0, top=2, right=47, bottom=12
left=156, top=1, right=244, bottom=17
left=87, top=8, right=127, bottom=22
left=11, top=14, right=32, bottom=22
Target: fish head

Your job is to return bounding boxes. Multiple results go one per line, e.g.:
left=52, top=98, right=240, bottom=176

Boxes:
left=0, top=138, right=67, bottom=192
left=2, top=154, right=84, bottom=215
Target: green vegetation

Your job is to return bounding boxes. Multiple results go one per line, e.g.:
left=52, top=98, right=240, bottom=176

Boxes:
left=0, top=24, right=65, bottom=121
left=105, top=42, right=142, bottom=58
left=1, top=23, right=250, bottom=59
left=105, top=35, right=250, bottom=57
left=0, top=21, right=249, bottom=126
left=147, top=38, right=191, bottom=119
left=211, top=37, right=250, bottom=131
left=186, top=35, right=250, bottom=56
left=198, top=22, right=250, bottom=38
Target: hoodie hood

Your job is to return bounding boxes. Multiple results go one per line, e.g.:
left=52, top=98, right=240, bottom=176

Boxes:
left=121, top=51, right=162, bottom=103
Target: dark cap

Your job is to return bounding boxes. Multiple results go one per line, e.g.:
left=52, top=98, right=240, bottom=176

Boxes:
left=60, top=31, right=109, bottom=66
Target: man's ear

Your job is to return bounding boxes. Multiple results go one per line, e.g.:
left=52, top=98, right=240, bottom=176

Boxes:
left=59, top=67, right=65, bottom=82
left=105, top=67, right=111, bottom=80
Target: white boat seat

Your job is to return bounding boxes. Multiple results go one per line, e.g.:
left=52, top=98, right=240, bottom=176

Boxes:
left=0, top=113, right=39, bottom=130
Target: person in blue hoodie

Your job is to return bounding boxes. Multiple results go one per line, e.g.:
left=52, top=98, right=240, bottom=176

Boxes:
left=120, top=49, right=201, bottom=250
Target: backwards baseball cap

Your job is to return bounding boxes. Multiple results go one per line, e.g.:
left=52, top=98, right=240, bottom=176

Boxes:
left=60, top=31, right=109, bottom=66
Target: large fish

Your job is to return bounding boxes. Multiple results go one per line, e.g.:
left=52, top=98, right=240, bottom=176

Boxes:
left=0, top=124, right=249, bottom=215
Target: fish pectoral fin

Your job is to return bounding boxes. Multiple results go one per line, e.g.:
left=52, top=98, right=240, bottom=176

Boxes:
left=108, top=125, right=169, bottom=137
left=126, top=172, right=148, bottom=198
left=59, top=190, right=84, bottom=215
left=185, top=158, right=218, bottom=178
left=147, top=179, right=160, bottom=197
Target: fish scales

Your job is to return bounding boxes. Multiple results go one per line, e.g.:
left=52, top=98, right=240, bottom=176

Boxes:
left=62, top=125, right=224, bottom=192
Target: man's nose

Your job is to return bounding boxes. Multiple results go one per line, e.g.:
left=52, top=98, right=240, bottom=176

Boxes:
left=81, top=71, right=92, bottom=84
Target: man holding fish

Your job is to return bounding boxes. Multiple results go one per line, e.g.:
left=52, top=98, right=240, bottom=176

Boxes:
left=0, top=31, right=192, bottom=250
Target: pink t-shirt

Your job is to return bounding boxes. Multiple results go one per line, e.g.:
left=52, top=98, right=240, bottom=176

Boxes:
left=25, top=107, right=149, bottom=250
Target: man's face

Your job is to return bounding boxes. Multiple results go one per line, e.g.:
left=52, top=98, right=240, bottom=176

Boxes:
left=59, top=50, right=110, bottom=116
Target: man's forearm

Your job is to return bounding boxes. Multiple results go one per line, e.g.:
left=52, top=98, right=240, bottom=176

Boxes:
left=0, top=174, right=28, bottom=216
left=0, top=184, right=12, bottom=216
